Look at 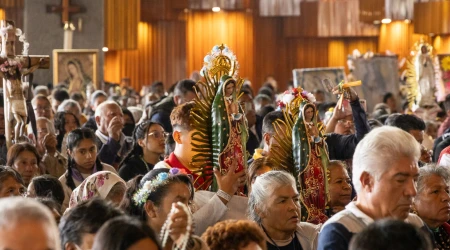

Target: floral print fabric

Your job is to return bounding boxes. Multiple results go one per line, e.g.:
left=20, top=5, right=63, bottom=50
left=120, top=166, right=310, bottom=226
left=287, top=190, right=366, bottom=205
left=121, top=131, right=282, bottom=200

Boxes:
left=68, top=170, right=126, bottom=209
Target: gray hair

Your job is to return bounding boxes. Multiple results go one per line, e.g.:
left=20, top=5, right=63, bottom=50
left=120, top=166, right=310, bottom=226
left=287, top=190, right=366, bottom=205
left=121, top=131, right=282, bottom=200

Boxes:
left=94, top=101, right=121, bottom=118
left=36, top=117, right=56, bottom=135
left=0, top=197, right=60, bottom=249
left=248, top=170, right=296, bottom=224
left=31, top=94, right=50, bottom=108
left=33, top=85, right=49, bottom=96
left=57, top=99, right=81, bottom=113
left=352, top=126, right=420, bottom=193
left=417, top=164, right=450, bottom=194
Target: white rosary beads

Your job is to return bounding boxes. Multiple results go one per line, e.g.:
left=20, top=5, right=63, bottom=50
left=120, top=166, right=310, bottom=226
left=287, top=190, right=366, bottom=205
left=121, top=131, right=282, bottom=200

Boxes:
left=160, top=202, right=192, bottom=250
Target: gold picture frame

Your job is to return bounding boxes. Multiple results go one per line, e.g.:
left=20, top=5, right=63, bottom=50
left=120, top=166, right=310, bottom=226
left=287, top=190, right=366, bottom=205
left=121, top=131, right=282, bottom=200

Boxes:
left=52, top=49, right=98, bottom=93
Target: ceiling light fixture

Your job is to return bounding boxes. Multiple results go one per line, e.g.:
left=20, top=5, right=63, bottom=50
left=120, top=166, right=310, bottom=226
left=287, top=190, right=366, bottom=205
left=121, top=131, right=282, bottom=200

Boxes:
left=381, top=18, right=392, bottom=24
left=212, top=6, right=221, bottom=12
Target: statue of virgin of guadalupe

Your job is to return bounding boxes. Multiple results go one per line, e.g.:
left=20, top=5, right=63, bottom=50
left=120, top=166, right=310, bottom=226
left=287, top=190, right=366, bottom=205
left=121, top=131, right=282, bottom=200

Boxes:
left=293, top=101, right=329, bottom=224
left=415, top=44, right=436, bottom=107
left=212, top=75, right=248, bottom=178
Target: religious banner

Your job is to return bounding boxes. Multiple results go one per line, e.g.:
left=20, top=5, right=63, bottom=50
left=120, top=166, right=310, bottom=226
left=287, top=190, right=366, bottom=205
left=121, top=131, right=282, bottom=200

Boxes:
left=350, top=56, right=399, bottom=113
left=52, top=49, right=98, bottom=94
left=293, top=67, right=346, bottom=103
left=385, top=0, right=414, bottom=20
left=259, top=0, right=301, bottom=16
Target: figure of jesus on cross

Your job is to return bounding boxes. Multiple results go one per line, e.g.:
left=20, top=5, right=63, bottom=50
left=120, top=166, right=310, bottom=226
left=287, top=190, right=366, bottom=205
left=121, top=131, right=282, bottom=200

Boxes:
left=0, top=20, right=49, bottom=148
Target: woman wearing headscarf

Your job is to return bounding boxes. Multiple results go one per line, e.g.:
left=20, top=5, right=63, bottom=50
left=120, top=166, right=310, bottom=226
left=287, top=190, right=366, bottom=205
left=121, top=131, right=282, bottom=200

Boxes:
left=69, top=170, right=126, bottom=209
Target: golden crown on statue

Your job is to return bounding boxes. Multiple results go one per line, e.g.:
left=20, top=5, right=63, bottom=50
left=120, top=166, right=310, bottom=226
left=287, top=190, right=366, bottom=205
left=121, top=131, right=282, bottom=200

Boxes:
left=201, top=44, right=239, bottom=80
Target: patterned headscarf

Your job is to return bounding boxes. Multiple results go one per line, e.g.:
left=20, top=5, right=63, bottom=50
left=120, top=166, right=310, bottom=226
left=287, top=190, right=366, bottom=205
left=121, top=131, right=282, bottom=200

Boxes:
left=68, top=171, right=126, bottom=209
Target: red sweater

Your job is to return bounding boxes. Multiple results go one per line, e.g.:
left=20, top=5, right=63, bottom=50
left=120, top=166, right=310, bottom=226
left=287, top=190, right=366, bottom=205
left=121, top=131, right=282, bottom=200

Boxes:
left=164, top=153, right=212, bottom=190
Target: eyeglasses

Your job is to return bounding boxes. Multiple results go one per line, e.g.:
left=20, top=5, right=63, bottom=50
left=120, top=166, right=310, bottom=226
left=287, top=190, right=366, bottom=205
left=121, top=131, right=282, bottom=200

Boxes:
left=34, top=107, right=51, bottom=112
left=337, top=119, right=355, bottom=126
left=148, top=131, right=170, bottom=139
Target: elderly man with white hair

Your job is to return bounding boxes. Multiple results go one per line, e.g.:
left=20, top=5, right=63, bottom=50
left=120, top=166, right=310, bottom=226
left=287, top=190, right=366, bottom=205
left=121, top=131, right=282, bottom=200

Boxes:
left=0, top=197, right=61, bottom=250
left=317, top=126, right=425, bottom=250
left=248, top=170, right=320, bottom=250
left=94, top=101, right=132, bottom=168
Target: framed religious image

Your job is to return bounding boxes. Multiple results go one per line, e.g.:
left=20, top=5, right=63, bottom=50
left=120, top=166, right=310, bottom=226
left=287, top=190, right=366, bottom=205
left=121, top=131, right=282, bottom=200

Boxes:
left=52, top=49, right=98, bottom=94
left=351, top=55, right=399, bottom=112
left=293, top=67, right=346, bottom=103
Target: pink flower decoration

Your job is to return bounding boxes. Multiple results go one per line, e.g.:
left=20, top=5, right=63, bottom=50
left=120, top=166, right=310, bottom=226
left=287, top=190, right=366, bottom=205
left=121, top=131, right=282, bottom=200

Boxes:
left=97, top=174, right=105, bottom=187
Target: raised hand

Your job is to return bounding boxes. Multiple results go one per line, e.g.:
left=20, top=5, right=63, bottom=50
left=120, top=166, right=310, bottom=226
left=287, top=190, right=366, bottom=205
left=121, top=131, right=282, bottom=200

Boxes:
left=107, top=116, right=124, bottom=141
left=331, top=105, right=347, bottom=121
left=42, top=133, right=57, bottom=155
left=331, top=86, right=358, bottom=102
left=214, top=162, right=246, bottom=199
left=168, top=203, right=190, bottom=243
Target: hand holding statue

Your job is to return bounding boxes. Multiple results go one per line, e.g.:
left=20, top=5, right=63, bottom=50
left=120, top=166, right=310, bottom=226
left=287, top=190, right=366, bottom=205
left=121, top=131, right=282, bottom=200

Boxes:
left=332, top=86, right=358, bottom=102
left=214, top=162, right=246, bottom=203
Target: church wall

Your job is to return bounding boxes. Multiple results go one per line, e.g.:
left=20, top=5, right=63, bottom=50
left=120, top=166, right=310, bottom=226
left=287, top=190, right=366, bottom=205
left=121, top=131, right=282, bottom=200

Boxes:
left=186, top=11, right=254, bottom=88
left=101, top=3, right=450, bottom=94
left=104, top=20, right=186, bottom=91
left=24, top=0, right=104, bottom=87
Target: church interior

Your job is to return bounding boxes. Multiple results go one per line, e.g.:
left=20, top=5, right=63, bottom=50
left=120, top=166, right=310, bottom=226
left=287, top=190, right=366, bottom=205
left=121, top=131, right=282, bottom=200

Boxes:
left=3, top=0, right=449, bottom=93
left=1, top=1, right=450, bottom=250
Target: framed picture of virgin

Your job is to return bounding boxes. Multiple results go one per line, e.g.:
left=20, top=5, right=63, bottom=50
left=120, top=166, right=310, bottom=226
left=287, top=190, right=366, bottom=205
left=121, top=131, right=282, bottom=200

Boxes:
left=293, top=67, right=346, bottom=103
left=52, top=49, right=98, bottom=94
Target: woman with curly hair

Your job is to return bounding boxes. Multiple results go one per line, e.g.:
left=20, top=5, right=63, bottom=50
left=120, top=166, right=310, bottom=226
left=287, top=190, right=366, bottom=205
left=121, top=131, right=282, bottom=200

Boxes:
left=202, top=220, right=266, bottom=250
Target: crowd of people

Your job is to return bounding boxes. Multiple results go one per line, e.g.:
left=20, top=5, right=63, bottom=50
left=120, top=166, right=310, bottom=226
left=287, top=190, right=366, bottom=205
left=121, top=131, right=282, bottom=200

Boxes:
left=0, top=74, right=449, bottom=250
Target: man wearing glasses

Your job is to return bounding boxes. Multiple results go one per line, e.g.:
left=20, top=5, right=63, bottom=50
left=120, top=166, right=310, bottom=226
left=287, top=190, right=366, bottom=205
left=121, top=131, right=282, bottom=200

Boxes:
left=31, top=94, right=53, bottom=120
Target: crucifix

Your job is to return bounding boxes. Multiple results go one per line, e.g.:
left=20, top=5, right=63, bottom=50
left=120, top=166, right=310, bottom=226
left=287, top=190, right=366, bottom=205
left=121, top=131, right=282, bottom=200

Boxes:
left=0, top=20, right=50, bottom=148
left=46, top=0, right=86, bottom=26
left=47, top=0, right=85, bottom=49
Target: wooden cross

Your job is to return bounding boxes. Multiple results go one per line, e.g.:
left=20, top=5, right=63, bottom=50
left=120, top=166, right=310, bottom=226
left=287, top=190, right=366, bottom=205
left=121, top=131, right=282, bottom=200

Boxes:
left=46, top=0, right=86, bottom=25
